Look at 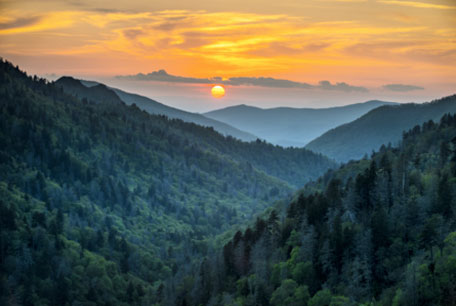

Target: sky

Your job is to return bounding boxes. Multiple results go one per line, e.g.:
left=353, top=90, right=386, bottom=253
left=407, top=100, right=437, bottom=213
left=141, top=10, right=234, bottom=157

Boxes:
left=0, top=0, right=455, bottom=112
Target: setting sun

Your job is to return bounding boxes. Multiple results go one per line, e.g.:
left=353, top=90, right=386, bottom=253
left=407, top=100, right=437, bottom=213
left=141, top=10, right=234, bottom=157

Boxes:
left=211, top=85, right=225, bottom=98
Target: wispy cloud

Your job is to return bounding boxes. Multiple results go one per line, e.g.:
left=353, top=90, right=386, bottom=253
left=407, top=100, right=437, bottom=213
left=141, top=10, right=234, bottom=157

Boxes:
left=378, top=0, right=456, bottom=10
left=116, top=70, right=368, bottom=92
left=0, top=11, right=78, bottom=34
left=0, top=5, right=454, bottom=91
left=225, top=77, right=313, bottom=89
left=0, top=16, right=42, bottom=30
left=318, top=80, right=368, bottom=92
left=117, top=70, right=213, bottom=84
left=382, top=84, right=424, bottom=91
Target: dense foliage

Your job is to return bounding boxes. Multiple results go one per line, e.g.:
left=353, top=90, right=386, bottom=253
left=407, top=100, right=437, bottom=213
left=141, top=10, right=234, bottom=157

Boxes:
left=173, top=114, right=456, bottom=305
left=56, top=76, right=336, bottom=188
left=306, top=95, right=456, bottom=162
left=0, top=60, right=334, bottom=305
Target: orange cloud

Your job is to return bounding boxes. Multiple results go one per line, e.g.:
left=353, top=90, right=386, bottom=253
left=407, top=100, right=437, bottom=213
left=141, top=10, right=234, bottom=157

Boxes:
left=0, top=11, right=79, bottom=35
left=0, top=4, right=454, bottom=90
left=378, top=0, right=456, bottom=10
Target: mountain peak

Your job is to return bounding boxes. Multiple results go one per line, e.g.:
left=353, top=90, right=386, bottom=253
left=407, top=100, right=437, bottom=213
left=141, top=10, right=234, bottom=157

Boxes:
left=55, top=76, right=83, bottom=86
left=56, top=76, right=123, bottom=105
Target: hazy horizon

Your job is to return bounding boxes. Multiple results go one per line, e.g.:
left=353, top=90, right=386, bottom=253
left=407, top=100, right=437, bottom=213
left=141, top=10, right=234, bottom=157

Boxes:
left=30, top=72, right=453, bottom=113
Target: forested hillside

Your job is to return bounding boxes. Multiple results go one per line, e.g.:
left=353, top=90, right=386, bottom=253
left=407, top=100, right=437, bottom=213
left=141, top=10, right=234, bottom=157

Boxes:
left=59, top=77, right=259, bottom=142
left=0, top=60, right=335, bottom=305
left=306, top=95, right=456, bottom=162
left=55, top=76, right=334, bottom=188
left=172, top=114, right=456, bottom=305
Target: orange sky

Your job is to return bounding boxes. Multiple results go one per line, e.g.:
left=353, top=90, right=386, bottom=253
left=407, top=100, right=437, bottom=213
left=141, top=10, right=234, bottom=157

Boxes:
left=0, top=0, right=455, bottom=110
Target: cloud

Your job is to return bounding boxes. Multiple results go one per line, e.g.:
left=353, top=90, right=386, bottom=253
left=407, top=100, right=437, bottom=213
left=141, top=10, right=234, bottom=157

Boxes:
left=123, top=29, right=144, bottom=40
left=2, top=7, right=453, bottom=88
left=117, top=70, right=213, bottom=84
left=116, top=70, right=368, bottom=91
left=378, top=0, right=456, bottom=10
left=342, top=40, right=456, bottom=65
left=225, top=77, right=312, bottom=88
left=0, top=16, right=41, bottom=30
left=318, top=80, right=368, bottom=92
left=0, top=12, right=78, bottom=35
left=382, top=84, right=424, bottom=92
left=89, top=8, right=132, bottom=13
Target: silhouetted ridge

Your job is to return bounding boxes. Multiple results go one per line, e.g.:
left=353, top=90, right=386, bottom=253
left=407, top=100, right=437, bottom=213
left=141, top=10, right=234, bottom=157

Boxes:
left=56, top=76, right=124, bottom=105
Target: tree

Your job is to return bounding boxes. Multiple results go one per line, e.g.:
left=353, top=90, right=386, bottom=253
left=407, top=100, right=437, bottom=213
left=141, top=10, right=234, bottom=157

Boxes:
left=292, top=261, right=313, bottom=286
left=308, top=289, right=332, bottom=306
left=435, top=174, right=452, bottom=218
left=127, top=281, right=135, bottom=303
left=120, top=238, right=130, bottom=273
left=56, top=208, right=64, bottom=234
left=420, top=215, right=439, bottom=260
left=54, top=275, right=70, bottom=305
left=0, top=201, right=16, bottom=231
left=270, top=279, right=308, bottom=306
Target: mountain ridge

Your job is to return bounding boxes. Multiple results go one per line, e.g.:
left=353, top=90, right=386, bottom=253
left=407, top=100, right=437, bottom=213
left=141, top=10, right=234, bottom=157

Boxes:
left=306, top=94, right=456, bottom=162
left=206, top=99, right=397, bottom=113
left=204, top=100, right=398, bottom=147
left=56, top=77, right=259, bottom=142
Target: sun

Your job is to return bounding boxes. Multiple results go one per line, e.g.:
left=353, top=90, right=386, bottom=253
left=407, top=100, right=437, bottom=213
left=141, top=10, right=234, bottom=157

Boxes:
left=211, top=85, right=225, bottom=98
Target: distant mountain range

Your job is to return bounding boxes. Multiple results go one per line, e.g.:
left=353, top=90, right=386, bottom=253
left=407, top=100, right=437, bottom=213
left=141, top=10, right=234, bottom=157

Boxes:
left=54, top=77, right=456, bottom=166
left=55, top=77, right=258, bottom=142
left=306, top=94, right=456, bottom=162
left=204, top=101, right=397, bottom=147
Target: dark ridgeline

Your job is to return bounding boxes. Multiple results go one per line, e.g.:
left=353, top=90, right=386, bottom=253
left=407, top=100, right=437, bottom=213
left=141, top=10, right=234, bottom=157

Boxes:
left=0, top=59, right=335, bottom=305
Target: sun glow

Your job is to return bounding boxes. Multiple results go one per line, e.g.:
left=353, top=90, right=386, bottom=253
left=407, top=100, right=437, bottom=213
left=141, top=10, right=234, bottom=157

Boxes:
left=211, top=85, right=225, bottom=98
left=0, top=4, right=454, bottom=95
